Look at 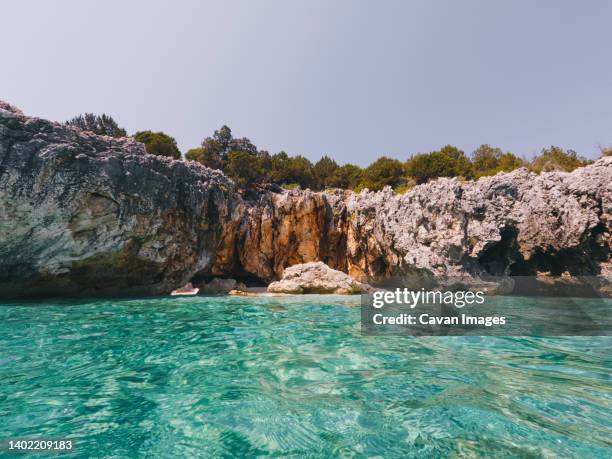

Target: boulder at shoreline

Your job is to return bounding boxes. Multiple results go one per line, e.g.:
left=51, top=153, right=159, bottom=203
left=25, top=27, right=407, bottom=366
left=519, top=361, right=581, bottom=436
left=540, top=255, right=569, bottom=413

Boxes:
left=267, top=262, right=374, bottom=294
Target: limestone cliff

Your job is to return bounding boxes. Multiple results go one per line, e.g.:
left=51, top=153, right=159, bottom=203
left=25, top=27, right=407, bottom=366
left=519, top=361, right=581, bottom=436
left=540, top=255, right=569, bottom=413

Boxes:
left=1, top=102, right=610, bottom=297
left=0, top=101, right=240, bottom=296
left=211, top=164, right=610, bottom=285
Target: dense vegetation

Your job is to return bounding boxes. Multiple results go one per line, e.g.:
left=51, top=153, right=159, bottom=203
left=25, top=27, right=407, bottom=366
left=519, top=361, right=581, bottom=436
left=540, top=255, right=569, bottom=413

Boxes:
left=184, top=126, right=594, bottom=192
left=66, top=114, right=600, bottom=192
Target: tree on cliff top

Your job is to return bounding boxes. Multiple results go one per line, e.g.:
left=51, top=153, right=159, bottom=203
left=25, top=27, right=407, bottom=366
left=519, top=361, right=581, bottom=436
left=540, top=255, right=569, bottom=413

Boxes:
left=134, top=131, right=181, bottom=160
left=207, top=125, right=257, bottom=162
left=472, top=144, right=503, bottom=174
left=313, top=156, right=339, bottom=189
left=192, top=125, right=258, bottom=170
left=471, top=144, right=525, bottom=177
left=269, top=152, right=316, bottom=189
left=530, top=146, right=591, bottom=173
left=359, top=156, right=405, bottom=191
left=66, top=113, right=127, bottom=138
left=224, top=150, right=267, bottom=188
left=186, top=147, right=223, bottom=170
left=406, top=145, right=472, bottom=184
left=327, top=164, right=363, bottom=189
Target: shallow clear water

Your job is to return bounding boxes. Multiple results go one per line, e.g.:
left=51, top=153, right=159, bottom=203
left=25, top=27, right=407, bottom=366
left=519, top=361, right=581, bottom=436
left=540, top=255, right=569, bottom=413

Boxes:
left=0, top=296, right=610, bottom=458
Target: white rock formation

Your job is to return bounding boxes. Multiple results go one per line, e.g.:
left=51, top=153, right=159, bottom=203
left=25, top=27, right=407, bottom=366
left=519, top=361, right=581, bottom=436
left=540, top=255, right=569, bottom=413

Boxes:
left=267, top=261, right=373, bottom=294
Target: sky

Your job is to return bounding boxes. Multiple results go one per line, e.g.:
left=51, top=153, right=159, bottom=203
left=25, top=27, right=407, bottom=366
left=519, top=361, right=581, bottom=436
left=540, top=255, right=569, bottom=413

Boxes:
left=1, top=0, right=611, bottom=165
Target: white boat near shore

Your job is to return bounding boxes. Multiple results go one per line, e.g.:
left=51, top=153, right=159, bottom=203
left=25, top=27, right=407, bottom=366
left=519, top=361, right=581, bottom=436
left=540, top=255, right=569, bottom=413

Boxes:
left=171, top=283, right=200, bottom=296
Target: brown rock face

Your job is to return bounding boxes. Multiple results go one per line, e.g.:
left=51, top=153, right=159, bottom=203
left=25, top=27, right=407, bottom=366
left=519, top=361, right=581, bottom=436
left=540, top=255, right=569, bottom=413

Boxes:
left=229, top=191, right=349, bottom=281
left=211, top=160, right=611, bottom=286
left=1, top=101, right=610, bottom=298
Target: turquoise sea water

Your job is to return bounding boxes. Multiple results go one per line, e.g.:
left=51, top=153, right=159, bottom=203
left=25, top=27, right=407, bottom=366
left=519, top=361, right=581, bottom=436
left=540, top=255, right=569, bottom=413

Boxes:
left=0, top=295, right=610, bottom=458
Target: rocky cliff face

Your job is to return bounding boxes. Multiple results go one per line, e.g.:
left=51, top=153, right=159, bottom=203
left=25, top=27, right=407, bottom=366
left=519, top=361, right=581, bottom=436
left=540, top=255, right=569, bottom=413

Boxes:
left=1, top=102, right=610, bottom=297
left=212, top=163, right=610, bottom=285
left=0, top=101, right=241, bottom=296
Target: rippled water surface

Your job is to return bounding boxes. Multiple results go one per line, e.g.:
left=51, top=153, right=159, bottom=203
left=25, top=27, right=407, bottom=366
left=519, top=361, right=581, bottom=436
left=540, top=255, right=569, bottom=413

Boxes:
left=1, top=296, right=610, bottom=458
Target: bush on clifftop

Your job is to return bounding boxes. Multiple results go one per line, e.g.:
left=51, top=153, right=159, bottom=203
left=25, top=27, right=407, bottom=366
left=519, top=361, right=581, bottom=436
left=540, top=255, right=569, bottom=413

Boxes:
left=358, top=156, right=405, bottom=191
left=224, top=151, right=266, bottom=188
left=134, top=131, right=181, bottom=160
left=196, top=125, right=258, bottom=169
left=66, top=113, right=127, bottom=138
left=327, top=164, right=363, bottom=189
left=269, top=153, right=317, bottom=189
left=471, top=144, right=525, bottom=177
left=313, top=156, right=339, bottom=189
left=406, top=145, right=472, bottom=184
left=530, top=146, right=591, bottom=173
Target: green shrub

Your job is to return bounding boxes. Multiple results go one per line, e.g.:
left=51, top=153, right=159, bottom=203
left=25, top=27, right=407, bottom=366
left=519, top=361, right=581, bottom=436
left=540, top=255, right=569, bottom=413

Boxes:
left=359, top=156, right=404, bottom=191
left=134, top=131, right=181, bottom=159
left=269, top=152, right=316, bottom=189
left=185, top=147, right=204, bottom=162
left=496, top=152, right=525, bottom=172
left=224, top=151, right=263, bottom=188
left=471, top=144, right=525, bottom=177
left=185, top=146, right=224, bottom=169
left=327, top=164, right=363, bottom=189
left=472, top=144, right=502, bottom=176
left=189, top=125, right=258, bottom=171
left=313, top=156, right=339, bottom=190
left=530, top=146, right=590, bottom=173
left=66, top=113, right=126, bottom=137
left=394, top=178, right=416, bottom=194
left=406, top=145, right=472, bottom=184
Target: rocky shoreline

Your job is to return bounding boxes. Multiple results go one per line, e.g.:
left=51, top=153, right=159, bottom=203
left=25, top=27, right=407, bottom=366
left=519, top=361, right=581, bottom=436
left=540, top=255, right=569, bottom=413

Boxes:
left=1, top=101, right=610, bottom=298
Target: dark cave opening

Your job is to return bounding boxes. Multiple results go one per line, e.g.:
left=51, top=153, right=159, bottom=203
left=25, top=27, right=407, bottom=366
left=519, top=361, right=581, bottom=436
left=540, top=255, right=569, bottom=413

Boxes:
left=476, top=223, right=609, bottom=277
left=190, top=271, right=268, bottom=288
left=477, top=227, right=520, bottom=276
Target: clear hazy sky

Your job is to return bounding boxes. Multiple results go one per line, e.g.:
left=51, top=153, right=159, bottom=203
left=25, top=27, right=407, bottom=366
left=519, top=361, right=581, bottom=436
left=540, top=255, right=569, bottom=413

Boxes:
left=2, top=0, right=611, bottom=164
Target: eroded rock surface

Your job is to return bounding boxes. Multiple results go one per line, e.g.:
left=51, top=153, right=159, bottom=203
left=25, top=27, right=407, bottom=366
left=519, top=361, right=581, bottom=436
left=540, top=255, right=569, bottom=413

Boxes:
left=198, top=278, right=247, bottom=294
left=267, top=261, right=373, bottom=294
left=1, top=101, right=610, bottom=297
left=214, top=161, right=611, bottom=286
left=0, top=101, right=239, bottom=296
